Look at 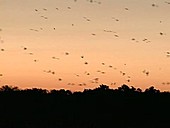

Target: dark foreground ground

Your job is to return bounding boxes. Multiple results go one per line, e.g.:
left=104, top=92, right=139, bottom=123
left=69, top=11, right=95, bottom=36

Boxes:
left=0, top=84, right=170, bottom=128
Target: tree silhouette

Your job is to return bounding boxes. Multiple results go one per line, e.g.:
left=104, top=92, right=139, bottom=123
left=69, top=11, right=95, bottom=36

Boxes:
left=0, top=84, right=169, bottom=128
left=0, top=85, right=19, bottom=92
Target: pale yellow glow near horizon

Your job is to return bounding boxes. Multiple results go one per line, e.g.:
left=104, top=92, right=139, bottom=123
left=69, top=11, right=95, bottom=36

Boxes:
left=0, top=0, right=170, bottom=91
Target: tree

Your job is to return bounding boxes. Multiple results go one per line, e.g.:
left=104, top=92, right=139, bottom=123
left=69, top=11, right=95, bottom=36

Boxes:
left=0, top=85, right=19, bottom=92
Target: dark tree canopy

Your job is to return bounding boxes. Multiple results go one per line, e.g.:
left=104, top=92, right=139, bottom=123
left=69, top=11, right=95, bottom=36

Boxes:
left=0, top=84, right=169, bottom=128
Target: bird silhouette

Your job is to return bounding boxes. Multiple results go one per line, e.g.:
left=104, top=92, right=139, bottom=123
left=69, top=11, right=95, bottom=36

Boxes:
left=152, top=3, right=159, bottom=7
left=165, top=1, right=170, bottom=4
left=52, top=57, right=60, bottom=60
left=112, top=17, right=119, bottom=22
left=1, top=48, right=4, bottom=51
left=43, top=8, right=47, bottom=11
left=84, top=62, right=88, bottom=65
left=65, top=52, right=69, bottom=55
left=58, top=78, right=62, bottom=81
left=125, top=8, right=129, bottom=10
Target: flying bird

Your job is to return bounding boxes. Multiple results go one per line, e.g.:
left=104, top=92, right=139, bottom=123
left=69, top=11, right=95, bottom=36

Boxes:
left=152, top=3, right=158, bottom=7
left=22, top=47, right=27, bottom=50
left=58, top=78, right=62, bottom=81
left=52, top=57, right=60, bottom=60
left=112, top=17, right=119, bottom=21
left=165, top=1, right=170, bottom=4
left=101, top=62, right=105, bottom=65
left=125, top=8, right=129, bottom=10
left=84, top=62, right=88, bottom=65
left=108, top=65, right=113, bottom=68
left=65, top=52, right=69, bottom=55
left=43, top=8, right=47, bottom=11
left=34, top=59, right=38, bottom=62
left=160, top=32, right=165, bottom=35
left=1, top=48, right=4, bottom=51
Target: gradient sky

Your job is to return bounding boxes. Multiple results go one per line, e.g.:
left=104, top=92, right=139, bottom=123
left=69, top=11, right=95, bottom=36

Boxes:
left=0, top=0, right=170, bottom=91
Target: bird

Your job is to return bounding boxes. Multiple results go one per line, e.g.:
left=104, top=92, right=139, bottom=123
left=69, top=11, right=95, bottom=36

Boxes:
left=122, top=72, right=126, bottom=76
left=112, top=17, right=119, bottom=21
left=90, top=0, right=93, bottom=3
left=65, top=52, right=69, bottom=55
left=51, top=72, right=55, bottom=75
left=108, top=65, right=113, bottom=68
left=152, top=3, right=158, bottom=7
left=86, top=73, right=90, bottom=75
left=43, top=8, right=47, bottom=11
left=78, top=83, right=83, bottom=86
left=67, top=83, right=75, bottom=85
left=84, top=62, right=88, bottom=65
left=28, top=53, right=34, bottom=55
left=111, top=82, right=116, bottom=85
left=101, top=62, right=105, bottom=65
left=143, top=38, right=147, bottom=41
left=167, top=82, right=170, bottom=85
left=165, top=1, right=170, bottom=4
left=162, top=82, right=165, bottom=85
left=114, top=34, right=119, bottom=37
left=52, top=57, right=60, bottom=60
left=1, top=48, right=4, bottom=51
left=74, top=74, right=80, bottom=77
left=83, top=17, right=91, bottom=22
left=93, top=77, right=99, bottom=81
left=127, top=79, right=130, bottom=82
left=29, top=29, right=39, bottom=32
left=143, top=70, right=149, bottom=76
left=58, top=78, right=62, bottom=81
left=23, top=47, right=27, bottom=50
left=125, top=8, right=129, bottom=10
left=103, top=30, right=113, bottom=33
left=41, top=16, right=48, bottom=20
left=101, top=71, right=105, bottom=74
left=34, top=59, right=38, bottom=62
left=160, top=32, right=164, bottom=35
left=84, top=71, right=90, bottom=75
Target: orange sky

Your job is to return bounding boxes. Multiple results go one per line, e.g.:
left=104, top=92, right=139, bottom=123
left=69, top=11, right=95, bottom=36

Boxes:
left=0, top=0, right=170, bottom=91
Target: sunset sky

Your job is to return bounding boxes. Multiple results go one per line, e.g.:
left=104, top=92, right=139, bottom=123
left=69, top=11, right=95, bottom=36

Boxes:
left=0, top=0, right=170, bottom=91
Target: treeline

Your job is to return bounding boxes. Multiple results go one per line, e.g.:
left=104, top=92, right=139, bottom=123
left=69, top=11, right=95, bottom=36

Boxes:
left=0, top=84, right=170, bottom=128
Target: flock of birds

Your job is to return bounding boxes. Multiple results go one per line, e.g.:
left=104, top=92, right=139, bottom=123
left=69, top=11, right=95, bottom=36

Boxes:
left=0, top=0, right=170, bottom=88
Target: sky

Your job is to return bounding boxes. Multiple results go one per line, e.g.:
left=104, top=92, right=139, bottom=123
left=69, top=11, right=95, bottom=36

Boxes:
left=0, top=0, right=170, bottom=91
